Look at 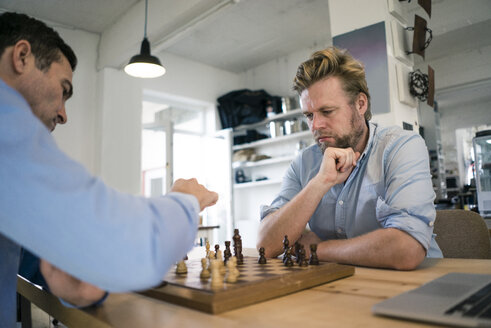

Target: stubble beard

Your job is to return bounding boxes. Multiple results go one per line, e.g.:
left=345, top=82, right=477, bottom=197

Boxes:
left=318, top=110, right=365, bottom=154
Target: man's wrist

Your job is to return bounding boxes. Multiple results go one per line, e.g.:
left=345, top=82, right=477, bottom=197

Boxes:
left=309, top=175, right=334, bottom=195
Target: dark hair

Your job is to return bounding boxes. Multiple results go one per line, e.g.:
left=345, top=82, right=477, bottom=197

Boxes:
left=0, top=12, right=77, bottom=72
left=293, top=46, right=371, bottom=121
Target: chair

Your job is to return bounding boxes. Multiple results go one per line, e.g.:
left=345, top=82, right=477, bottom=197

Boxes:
left=434, top=209, right=491, bottom=259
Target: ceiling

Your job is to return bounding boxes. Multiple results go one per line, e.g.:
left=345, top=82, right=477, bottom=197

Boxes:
left=0, top=0, right=490, bottom=87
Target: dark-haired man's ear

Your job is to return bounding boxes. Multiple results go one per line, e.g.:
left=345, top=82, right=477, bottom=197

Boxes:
left=12, top=40, right=33, bottom=74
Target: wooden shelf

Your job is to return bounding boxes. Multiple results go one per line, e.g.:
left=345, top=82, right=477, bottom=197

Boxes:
left=234, top=179, right=282, bottom=189
left=233, top=109, right=303, bottom=132
left=233, top=130, right=311, bottom=150
left=232, top=155, right=295, bottom=169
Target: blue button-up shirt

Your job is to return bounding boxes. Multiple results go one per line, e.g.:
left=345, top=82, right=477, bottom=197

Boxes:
left=0, top=78, right=200, bottom=328
left=261, top=122, right=442, bottom=257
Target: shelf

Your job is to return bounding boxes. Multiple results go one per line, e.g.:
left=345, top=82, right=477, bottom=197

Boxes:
left=142, top=122, right=164, bottom=131
left=233, top=130, right=311, bottom=150
left=232, top=155, right=295, bottom=169
left=233, top=109, right=303, bottom=132
left=234, top=179, right=282, bottom=189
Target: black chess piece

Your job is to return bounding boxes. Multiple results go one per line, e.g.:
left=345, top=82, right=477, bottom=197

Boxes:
left=284, top=247, right=294, bottom=267
left=233, top=229, right=244, bottom=264
left=294, top=241, right=301, bottom=263
left=309, top=244, right=319, bottom=265
left=237, top=242, right=244, bottom=264
left=258, top=247, right=267, bottom=264
left=283, top=235, right=289, bottom=252
left=214, top=244, right=220, bottom=259
left=298, top=245, right=309, bottom=267
left=224, top=241, right=232, bottom=263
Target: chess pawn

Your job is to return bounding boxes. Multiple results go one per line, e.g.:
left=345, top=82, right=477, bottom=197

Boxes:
left=176, top=259, right=187, bottom=274
left=207, top=251, right=215, bottom=271
left=284, top=246, right=293, bottom=266
left=298, top=245, right=309, bottom=267
left=309, top=244, right=320, bottom=265
left=205, top=240, right=211, bottom=257
left=258, top=247, right=267, bottom=264
left=200, top=258, right=211, bottom=280
left=284, top=254, right=294, bottom=267
left=294, top=241, right=301, bottom=263
left=225, top=257, right=238, bottom=283
left=216, top=250, right=226, bottom=275
left=210, top=259, right=223, bottom=289
left=230, top=256, right=240, bottom=278
left=283, top=235, right=290, bottom=251
left=214, top=244, right=220, bottom=258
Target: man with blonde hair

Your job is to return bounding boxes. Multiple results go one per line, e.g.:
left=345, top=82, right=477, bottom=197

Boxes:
left=258, top=47, right=441, bottom=270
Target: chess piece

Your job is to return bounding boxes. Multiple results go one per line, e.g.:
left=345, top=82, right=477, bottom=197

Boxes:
left=258, top=247, right=267, bottom=264
left=176, top=259, right=187, bottom=274
left=210, top=259, right=223, bottom=289
left=233, top=229, right=244, bottom=264
left=230, top=256, right=240, bottom=278
left=200, top=258, right=210, bottom=280
left=294, top=241, right=301, bottom=263
left=216, top=250, right=226, bottom=275
left=225, top=257, right=239, bottom=283
left=224, top=241, right=232, bottom=264
left=299, top=245, right=309, bottom=267
left=284, top=249, right=294, bottom=267
left=207, top=251, right=215, bottom=271
left=309, top=244, right=320, bottom=265
left=214, top=244, right=220, bottom=258
left=205, top=240, right=211, bottom=257
left=283, top=235, right=290, bottom=251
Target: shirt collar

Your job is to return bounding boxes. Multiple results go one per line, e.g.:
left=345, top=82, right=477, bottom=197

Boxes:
left=357, top=121, right=377, bottom=164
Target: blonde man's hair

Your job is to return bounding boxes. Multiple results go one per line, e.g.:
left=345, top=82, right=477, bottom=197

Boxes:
left=293, top=47, right=372, bottom=121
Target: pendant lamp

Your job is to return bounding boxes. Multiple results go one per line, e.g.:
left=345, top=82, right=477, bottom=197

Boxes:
left=124, top=0, right=166, bottom=78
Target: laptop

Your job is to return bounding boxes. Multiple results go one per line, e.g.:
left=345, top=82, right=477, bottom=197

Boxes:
left=372, top=272, right=491, bottom=327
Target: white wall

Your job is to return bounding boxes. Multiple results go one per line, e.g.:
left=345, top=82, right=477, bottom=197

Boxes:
left=30, top=20, right=242, bottom=195
left=51, top=27, right=100, bottom=174
left=96, top=51, right=242, bottom=194
left=240, top=46, right=329, bottom=98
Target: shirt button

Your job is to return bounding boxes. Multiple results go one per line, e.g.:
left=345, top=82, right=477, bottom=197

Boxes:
left=338, top=200, right=344, bottom=205
left=428, top=221, right=434, bottom=227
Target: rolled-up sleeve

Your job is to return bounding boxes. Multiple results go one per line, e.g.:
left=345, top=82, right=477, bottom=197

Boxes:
left=376, top=134, right=436, bottom=251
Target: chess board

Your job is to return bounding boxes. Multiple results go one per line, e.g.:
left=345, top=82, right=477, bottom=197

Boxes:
left=139, top=256, right=355, bottom=314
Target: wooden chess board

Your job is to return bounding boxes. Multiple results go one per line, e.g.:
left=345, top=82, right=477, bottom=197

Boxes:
left=139, top=256, right=355, bottom=314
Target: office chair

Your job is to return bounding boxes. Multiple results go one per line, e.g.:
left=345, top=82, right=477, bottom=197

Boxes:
left=434, top=209, right=491, bottom=259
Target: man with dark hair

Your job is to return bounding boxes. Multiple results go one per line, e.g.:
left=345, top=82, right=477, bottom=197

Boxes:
left=0, top=12, right=218, bottom=327
left=258, top=47, right=442, bottom=270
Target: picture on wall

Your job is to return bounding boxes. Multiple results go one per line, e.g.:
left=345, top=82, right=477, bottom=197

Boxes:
left=333, top=22, right=391, bottom=115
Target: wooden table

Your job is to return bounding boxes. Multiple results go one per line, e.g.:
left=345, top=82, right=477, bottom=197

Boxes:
left=17, top=251, right=491, bottom=328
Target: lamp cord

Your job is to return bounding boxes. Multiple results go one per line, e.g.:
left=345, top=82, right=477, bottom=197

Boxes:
left=144, top=0, right=148, bottom=38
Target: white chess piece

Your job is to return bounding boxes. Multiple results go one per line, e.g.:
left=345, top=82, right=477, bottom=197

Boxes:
left=210, top=259, right=223, bottom=288
left=176, top=260, right=187, bottom=274
left=226, top=257, right=238, bottom=283
left=200, top=257, right=210, bottom=280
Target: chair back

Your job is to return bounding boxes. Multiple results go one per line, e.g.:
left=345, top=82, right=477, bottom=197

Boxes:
left=434, top=209, right=491, bottom=259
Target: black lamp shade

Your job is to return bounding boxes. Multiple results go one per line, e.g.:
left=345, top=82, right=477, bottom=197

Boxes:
left=125, top=38, right=165, bottom=78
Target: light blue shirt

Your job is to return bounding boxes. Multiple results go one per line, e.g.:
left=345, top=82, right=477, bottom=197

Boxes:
left=0, top=78, right=200, bottom=327
left=261, top=122, right=442, bottom=257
